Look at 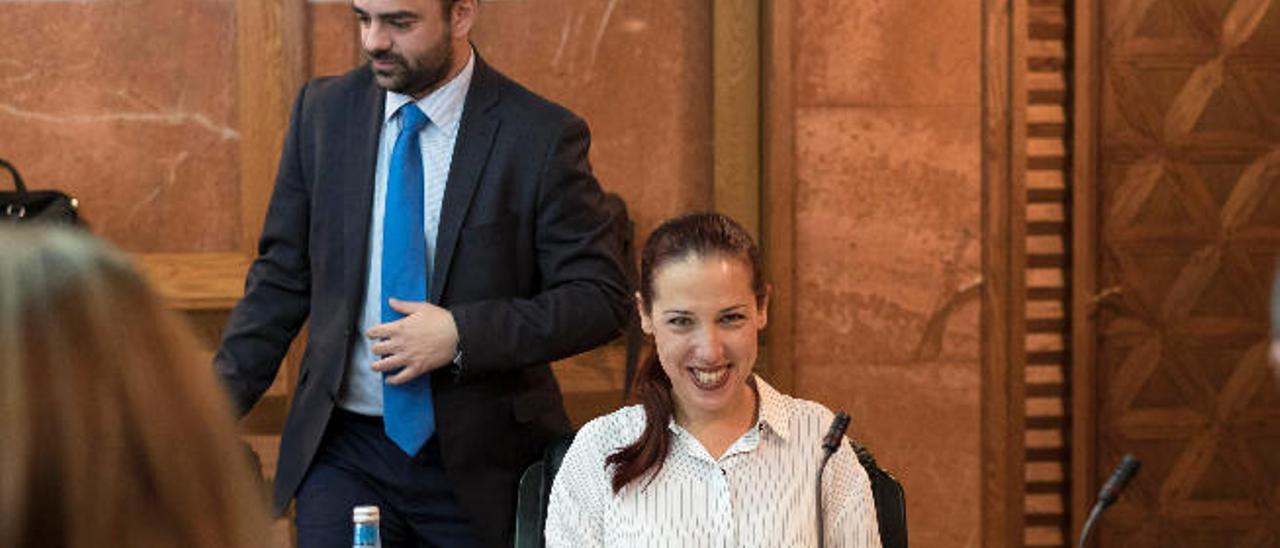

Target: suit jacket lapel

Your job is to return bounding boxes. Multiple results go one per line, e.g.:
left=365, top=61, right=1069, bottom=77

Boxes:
left=343, top=70, right=386, bottom=320
left=430, top=57, right=500, bottom=303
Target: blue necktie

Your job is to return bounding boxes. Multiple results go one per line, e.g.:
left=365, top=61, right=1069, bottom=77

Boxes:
left=381, top=103, right=434, bottom=456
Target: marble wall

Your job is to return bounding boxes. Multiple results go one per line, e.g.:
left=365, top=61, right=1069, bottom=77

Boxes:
left=272, top=0, right=712, bottom=249
left=789, top=0, right=984, bottom=546
left=0, top=0, right=240, bottom=252
left=0, top=0, right=710, bottom=252
left=469, top=0, right=714, bottom=240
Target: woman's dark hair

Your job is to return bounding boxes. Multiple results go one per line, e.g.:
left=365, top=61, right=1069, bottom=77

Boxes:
left=605, top=212, right=766, bottom=492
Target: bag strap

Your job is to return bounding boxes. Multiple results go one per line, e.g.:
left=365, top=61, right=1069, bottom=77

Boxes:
left=0, top=158, right=32, bottom=219
left=0, top=158, right=28, bottom=194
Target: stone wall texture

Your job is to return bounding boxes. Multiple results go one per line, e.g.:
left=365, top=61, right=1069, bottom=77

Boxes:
left=0, top=0, right=240, bottom=252
left=791, top=1, right=984, bottom=546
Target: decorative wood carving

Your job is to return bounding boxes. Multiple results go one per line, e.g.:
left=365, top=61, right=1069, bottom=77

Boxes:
left=1024, top=0, right=1075, bottom=546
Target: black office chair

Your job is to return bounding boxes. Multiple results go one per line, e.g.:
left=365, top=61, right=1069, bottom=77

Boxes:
left=513, top=433, right=575, bottom=548
left=851, top=438, right=908, bottom=548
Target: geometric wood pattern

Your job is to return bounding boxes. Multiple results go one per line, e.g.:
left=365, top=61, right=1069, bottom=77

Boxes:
left=1090, top=1, right=1280, bottom=545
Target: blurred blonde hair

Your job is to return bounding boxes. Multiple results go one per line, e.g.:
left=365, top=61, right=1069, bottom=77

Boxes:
left=0, top=225, right=270, bottom=547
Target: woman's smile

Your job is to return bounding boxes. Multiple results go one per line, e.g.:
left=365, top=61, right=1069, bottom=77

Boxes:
left=688, top=364, right=733, bottom=390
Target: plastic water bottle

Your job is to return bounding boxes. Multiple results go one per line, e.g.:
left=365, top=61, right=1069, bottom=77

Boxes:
left=352, top=505, right=381, bottom=548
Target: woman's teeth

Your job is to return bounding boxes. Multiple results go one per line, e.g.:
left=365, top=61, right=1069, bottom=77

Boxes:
left=690, top=366, right=730, bottom=388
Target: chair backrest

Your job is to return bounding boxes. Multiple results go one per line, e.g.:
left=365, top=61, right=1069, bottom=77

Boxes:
left=513, top=433, right=576, bottom=548
left=850, top=439, right=907, bottom=548
left=513, top=462, right=545, bottom=548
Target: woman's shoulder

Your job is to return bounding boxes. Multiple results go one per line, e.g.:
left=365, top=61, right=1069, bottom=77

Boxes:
left=573, top=404, right=647, bottom=453
left=755, top=376, right=837, bottom=429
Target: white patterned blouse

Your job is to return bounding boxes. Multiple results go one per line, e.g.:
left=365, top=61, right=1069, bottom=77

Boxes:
left=545, top=375, right=881, bottom=548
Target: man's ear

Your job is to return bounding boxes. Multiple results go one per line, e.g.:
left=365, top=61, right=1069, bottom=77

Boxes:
left=450, top=0, right=478, bottom=41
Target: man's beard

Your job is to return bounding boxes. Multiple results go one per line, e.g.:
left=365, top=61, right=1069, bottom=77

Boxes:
left=367, top=33, right=454, bottom=97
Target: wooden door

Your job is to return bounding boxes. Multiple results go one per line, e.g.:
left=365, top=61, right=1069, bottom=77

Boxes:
left=1076, top=0, right=1280, bottom=546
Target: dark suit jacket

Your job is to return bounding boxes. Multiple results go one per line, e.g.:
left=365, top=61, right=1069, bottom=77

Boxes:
left=214, top=56, right=630, bottom=548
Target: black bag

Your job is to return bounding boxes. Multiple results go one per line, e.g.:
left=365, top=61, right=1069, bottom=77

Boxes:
left=1, top=158, right=79, bottom=224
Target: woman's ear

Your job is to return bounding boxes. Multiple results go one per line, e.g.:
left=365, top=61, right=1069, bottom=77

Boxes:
left=636, top=291, right=654, bottom=335
left=756, top=283, right=771, bottom=330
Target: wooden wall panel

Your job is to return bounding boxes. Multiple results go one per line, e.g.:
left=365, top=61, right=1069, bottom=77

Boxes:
left=1078, top=0, right=1280, bottom=546
left=764, top=0, right=797, bottom=393
left=237, top=0, right=308, bottom=254
left=713, top=0, right=761, bottom=240
left=983, top=0, right=1025, bottom=545
left=1072, top=0, right=1101, bottom=542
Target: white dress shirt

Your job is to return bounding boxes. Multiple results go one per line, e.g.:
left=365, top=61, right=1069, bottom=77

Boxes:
left=546, top=376, right=882, bottom=548
left=340, top=51, right=476, bottom=415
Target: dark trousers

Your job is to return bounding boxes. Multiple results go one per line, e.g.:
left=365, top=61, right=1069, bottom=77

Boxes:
left=295, top=409, right=483, bottom=548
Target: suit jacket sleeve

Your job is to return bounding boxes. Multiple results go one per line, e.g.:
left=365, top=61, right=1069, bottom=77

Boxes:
left=213, top=83, right=314, bottom=416
left=449, top=115, right=630, bottom=375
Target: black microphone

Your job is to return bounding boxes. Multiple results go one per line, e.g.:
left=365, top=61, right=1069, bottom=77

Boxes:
left=1077, top=454, right=1141, bottom=548
left=817, top=411, right=851, bottom=548
left=1097, top=453, right=1140, bottom=508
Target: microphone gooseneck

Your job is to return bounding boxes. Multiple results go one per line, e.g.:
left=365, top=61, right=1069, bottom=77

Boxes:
left=1077, top=454, right=1141, bottom=548
left=817, top=411, right=851, bottom=548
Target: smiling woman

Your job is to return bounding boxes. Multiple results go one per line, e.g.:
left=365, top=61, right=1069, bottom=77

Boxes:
left=618, top=211, right=770, bottom=483
left=544, top=212, right=882, bottom=548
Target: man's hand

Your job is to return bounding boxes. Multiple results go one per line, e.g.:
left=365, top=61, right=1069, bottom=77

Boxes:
left=367, top=299, right=459, bottom=385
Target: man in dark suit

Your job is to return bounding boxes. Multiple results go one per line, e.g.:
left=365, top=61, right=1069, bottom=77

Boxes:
left=213, top=0, right=630, bottom=546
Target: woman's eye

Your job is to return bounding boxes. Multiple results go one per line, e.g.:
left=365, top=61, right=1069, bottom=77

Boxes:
left=667, top=317, right=693, bottom=327
left=719, top=313, right=747, bottom=324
